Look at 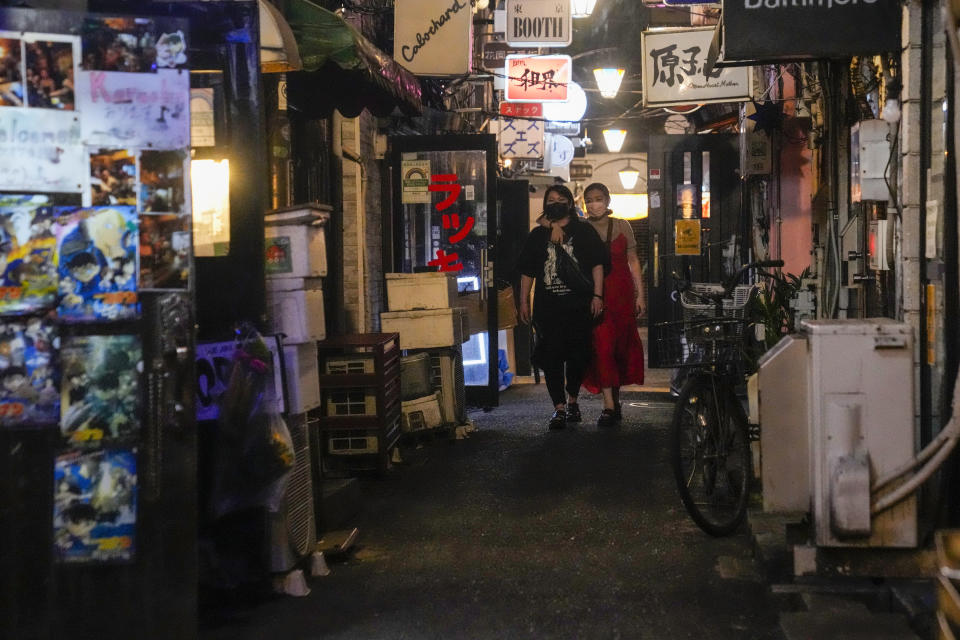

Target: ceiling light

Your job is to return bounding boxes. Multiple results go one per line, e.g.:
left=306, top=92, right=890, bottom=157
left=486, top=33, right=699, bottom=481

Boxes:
left=618, top=161, right=640, bottom=190
left=593, top=68, right=625, bottom=99
left=571, top=0, right=598, bottom=18
left=602, top=128, right=626, bottom=153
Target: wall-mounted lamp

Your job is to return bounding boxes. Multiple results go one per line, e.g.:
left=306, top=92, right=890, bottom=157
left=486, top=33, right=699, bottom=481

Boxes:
left=602, top=128, right=626, bottom=153
left=618, top=160, right=640, bottom=190
left=571, top=0, right=598, bottom=18
left=593, top=68, right=625, bottom=99
left=191, top=159, right=231, bottom=257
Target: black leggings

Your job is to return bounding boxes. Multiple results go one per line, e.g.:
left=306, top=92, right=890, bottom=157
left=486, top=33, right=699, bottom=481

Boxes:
left=533, top=310, right=593, bottom=407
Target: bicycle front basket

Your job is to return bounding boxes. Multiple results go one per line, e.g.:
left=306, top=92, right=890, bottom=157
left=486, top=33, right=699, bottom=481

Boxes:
left=654, top=317, right=748, bottom=368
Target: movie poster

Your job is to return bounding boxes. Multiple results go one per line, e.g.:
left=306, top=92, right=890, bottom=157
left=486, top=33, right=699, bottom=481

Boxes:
left=60, top=334, right=142, bottom=446
left=54, top=206, right=138, bottom=321
left=0, top=195, right=58, bottom=314
left=0, top=316, right=58, bottom=426
left=140, top=150, right=186, bottom=213
left=23, top=35, right=77, bottom=111
left=0, top=33, right=24, bottom=107
left=139, top=213, right=189, bottom=290
left=53, top=448, right=137, bottom=563
left=81, top=17, right=157, bottom=73
left=89, top=149, right=136, bottom=206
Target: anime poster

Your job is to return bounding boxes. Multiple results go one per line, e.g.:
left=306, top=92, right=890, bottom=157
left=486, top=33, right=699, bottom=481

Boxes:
left=0, top=195, right=58, bottom=314
left=0, top=316, right=58, bottom=427
left=54, top=206, right=139, bottom=321
left=53, top=448, right=137, bottom=563
left=89, top=148, right=136, bottom=206
left=23, top=36, right=76, bottom=110
left=60, top=334, right=142, bottom=445
left=0, top=34, right=24, bottom=107
left=138, top=214, right=189, bottom=290
left=140, top=150, right=186, bottom=213
left=76, top=69, right=189, bottom=148
left=80, top=17, right=157, bottom=73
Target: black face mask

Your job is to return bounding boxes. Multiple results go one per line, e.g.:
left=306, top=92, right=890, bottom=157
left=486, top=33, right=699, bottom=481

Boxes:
left=543, top=202, right=570, bottom=221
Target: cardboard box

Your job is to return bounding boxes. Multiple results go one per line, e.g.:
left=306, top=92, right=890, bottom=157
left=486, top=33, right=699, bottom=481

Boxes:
left=385, top=272, right=458, bottom=311
left=380, top=307, right=469, bottom=350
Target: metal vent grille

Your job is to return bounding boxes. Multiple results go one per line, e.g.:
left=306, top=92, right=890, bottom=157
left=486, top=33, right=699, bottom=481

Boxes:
left=285, top=415, right=316, bottom=557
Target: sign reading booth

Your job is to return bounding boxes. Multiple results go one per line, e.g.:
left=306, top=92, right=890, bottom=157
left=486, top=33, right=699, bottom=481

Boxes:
left=506, top=0, right=572, bottom=46
left=394, top=0, right=472, bottom=76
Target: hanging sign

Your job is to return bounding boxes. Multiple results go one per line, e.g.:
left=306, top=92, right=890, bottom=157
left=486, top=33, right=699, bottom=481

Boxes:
left=504, top=54, right=570, bottom=102
left=641, top=27, right=751, bottom=107
left=675, top=219, right=701, bottom=255
left=547, top=134, right=574, bottom=167
left=499, top=102, right=542, bottom=117
left=394, top=0, right=473, bottom=76
left=721, top=0, right=899, bottom=62
left=481, top=42, right=537, bottom=71
left=506, top=0, right=571, bottom=47
left=545, top=120, right=579, bottom=135
left=497, top=117, right=544, bottom=159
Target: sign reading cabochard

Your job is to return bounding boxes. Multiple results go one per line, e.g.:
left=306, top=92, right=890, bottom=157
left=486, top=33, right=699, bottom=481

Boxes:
left=642, top=27, right=751, bottom=107
left=722, top=0, right=899, bottom=61
left=394, top=0, right=472, bottom=75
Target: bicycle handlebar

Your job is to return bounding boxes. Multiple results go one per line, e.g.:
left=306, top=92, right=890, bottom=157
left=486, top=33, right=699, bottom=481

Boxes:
left=671, top=259, right=785, bottom=306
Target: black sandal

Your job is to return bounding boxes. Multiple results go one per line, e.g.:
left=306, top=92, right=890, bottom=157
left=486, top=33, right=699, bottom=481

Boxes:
left=565, top=402, right=582, bottom=423
left=549, top=409, right=567, bottom=430
left=597, top=408, right=617, bottom=428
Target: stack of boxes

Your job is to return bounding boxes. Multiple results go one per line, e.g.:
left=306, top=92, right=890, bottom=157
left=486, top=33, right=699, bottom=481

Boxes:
left=380, top=273, right=469, bottom=431
left=264, top=204, right=330, bottom=415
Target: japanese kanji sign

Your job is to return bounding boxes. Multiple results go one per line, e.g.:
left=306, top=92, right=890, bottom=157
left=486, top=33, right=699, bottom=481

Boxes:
left=496, top=118, right=544, bottom=159
left=504, top=55, right=570, bottom=102
left=641, top=27, right=751, bottom=107
left=505, top=0, right=571, bottom=47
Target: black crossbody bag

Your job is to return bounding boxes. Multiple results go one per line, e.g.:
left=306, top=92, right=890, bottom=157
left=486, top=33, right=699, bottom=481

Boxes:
left=553, top=236, right=594, bottom=295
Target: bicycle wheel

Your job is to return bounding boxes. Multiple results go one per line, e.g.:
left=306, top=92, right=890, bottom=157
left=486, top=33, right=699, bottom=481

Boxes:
left=670, top=374, right=751, bottom=536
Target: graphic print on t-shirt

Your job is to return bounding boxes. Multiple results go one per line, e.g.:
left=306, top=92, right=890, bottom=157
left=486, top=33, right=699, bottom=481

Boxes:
left=543, top=240, right=578, bottom=296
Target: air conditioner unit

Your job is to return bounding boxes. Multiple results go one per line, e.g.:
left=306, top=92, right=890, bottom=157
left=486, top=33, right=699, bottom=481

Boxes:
left=429, top=347, right=466, bottom=425
left=270, top=413, right=317, bottom=572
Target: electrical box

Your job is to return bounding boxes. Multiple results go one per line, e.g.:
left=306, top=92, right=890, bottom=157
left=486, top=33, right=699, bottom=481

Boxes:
left=802, top=319, right=916, bottom=547
left=850, top=120, right=893, bottom=202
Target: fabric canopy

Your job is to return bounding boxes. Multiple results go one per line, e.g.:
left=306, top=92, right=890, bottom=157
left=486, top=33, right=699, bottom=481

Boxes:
left=283, top=0, right=422, bottom=117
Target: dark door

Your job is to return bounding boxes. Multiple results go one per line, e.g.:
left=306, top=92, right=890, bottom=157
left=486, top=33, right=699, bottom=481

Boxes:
left=647, top=134, right=746, bottom=367
left=388, top=135, right=500, bottom=407
left=495, top=178, right=532, bottom=376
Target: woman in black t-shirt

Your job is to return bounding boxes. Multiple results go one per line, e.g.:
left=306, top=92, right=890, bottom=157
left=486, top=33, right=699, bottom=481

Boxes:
left=517, top=185, right=606, bottom=430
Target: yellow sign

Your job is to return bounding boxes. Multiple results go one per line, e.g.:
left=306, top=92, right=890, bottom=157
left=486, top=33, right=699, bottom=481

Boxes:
left=675, top=219, right=701, bottom=255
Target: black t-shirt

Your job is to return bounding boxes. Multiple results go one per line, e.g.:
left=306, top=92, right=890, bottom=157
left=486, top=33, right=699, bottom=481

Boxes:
left=517, top=218, right=607, bottom=317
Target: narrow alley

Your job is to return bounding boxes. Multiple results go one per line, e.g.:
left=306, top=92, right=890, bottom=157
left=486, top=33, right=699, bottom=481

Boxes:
left=200, top=381, right=783, bottom=640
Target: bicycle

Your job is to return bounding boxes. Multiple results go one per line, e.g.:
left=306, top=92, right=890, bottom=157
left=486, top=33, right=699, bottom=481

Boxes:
left=655, top=259, right=784, bottom=536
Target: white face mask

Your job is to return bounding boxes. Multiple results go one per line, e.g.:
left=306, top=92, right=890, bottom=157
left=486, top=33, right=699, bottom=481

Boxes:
left=584, top=192, right=609, bottom=218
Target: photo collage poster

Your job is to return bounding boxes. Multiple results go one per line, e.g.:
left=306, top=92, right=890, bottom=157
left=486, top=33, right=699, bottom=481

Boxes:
left=54, top=448, right=137, bottom=563
left=0, top=13, right=191, bottom=564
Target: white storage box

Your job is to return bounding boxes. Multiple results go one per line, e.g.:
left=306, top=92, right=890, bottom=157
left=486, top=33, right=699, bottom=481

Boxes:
left=385, top=272, right=458, bottom=311
left=325, top=388, right=377, bottom=417
left=265, top=205, right=330, bottom=279
left=380, top=307, right=469, bottom=350
left=266, top=276, right=324, bottom=293
left=267, top=287, right=325, bottom=343
left=281, top=342, right=321, bottom=413
left=401, top=392, right=444, bottom=432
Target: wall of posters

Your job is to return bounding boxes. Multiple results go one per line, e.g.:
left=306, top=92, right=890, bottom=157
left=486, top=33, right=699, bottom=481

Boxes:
left=54, top=448, right=137, bottom=563
left=0, top=194, right=58, bottom=314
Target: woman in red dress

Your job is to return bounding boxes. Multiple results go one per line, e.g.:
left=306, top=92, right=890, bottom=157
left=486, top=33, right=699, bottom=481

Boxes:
left=580, top=182, right=647, bottom=427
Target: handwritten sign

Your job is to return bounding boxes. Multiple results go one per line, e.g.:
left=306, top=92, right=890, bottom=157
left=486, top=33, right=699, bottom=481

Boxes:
left=504, top=55, right=570, bottom=102
left=393, top=0, right=472, bottom=76
left=641, top=27, right=751, bottom=107
left=0, top=109, right=84, bottom=192
left=77, top=69, right=190, bottom=148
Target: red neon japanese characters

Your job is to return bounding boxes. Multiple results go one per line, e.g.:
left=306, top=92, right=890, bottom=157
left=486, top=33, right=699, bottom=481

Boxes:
left=427, top=173, right=472, bottom=272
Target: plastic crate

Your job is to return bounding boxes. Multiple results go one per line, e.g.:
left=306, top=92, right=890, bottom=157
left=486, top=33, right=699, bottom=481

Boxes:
left=325, top=388, right=377, bottom=417
left=327, top=430, right=378, bottom=456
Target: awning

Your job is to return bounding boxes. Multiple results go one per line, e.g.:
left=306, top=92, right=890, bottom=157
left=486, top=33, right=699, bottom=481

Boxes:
left=282, top=0, right=422, bottom=118
left=260, top=0, right=302, bottom=73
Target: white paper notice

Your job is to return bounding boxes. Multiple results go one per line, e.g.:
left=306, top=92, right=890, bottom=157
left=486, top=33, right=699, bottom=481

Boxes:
left=77, top=69, right=190, bottom=148
left=0, top=108, right=84, bottom=192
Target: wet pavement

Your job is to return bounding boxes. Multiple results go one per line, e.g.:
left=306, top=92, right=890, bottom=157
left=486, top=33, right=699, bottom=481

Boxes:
left=200, top=379, right=785, bottom=640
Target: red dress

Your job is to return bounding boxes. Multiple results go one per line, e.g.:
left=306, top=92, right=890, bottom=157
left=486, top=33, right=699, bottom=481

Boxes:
left=582, top=230, right=645, bottom=393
